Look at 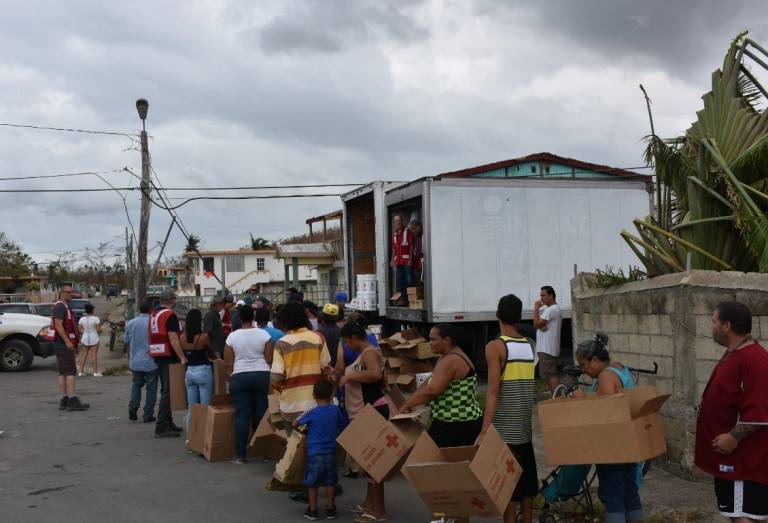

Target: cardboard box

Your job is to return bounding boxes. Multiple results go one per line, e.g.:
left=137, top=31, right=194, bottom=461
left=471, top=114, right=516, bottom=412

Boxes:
left=274, top=430, right=307, bottom=485
left=337, top=403, right=426, bottom=483
left=403, top=425, right=521, bottom=519
left=396, top=342, right=436, bottom=360
left=406, top=286, right=424, bottom=299
left=409, top=300, right=424, bottom=310
left=187, top=403, right=208, bottom=454
left=202, top=394, right=236, bottom=462
left=170, top=363, right=187, bottom=411
left=395, top=373, right=416, bottom=393
left=400, top=359, right=433, bottom=376
left=249, top=411, right=288, bottom=461
left=213, top=359, right=227, bottom=395
left=537, top=385, right=670, bottom=465
left=385, top=328, right=422, bottom=347
left=393, top=337, right=429, bottom=356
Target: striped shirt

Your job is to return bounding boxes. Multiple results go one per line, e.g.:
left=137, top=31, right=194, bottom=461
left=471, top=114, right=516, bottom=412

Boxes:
left=271, top=328, right=331, bottom=415
left=491, top=335, right=536, bottom=445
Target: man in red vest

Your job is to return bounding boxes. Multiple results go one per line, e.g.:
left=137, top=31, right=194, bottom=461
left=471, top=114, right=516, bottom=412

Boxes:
left=390, top=213, right=414, bottom=307
left=695, top=302, right=768, bottom=522
left=148, top=289, right=187, bottom=438
left=52, top=285, right=89, bottom=411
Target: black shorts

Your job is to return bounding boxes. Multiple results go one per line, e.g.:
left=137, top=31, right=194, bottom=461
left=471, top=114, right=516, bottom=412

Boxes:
left=508, top=442, right=539, bottom=501
left=55, top=348, right=77, bottom=376
left=714, top=477, right=768, bottom=519
left=428, top=418, right=482, bottom=448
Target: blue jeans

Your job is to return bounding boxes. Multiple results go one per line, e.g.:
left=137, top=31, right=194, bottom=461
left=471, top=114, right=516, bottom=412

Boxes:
left=184, top=364, right=214, bottom=433
left=229, top=371, right=270, bottom=459
left=129, top=369, right=159, bottom=421
left=596, top=463, right=644, bottom=523
left=396, top=264, right=413, bottom=303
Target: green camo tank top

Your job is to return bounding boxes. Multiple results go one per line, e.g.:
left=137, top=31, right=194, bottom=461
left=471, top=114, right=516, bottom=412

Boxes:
left=430, top=352, right=483, bottom=422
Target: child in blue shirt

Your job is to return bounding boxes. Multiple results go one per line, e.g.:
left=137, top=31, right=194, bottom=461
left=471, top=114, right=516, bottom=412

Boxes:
left=295, top=380, right=346, bottom=520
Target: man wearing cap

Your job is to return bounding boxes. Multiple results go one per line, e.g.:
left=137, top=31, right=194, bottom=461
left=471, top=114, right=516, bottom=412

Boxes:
left=204, top=295, right=226, bottom=358
left=148, top=289, right=187, bottom=438
left=317, top=304, right=341, bottom=367
left=334, top=292, right=347, bottom=322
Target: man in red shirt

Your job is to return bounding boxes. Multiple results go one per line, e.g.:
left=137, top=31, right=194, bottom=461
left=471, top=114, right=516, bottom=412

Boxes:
left=390, top=213, right=413, bottom=307
left=695, top=301, right=768, bottom=522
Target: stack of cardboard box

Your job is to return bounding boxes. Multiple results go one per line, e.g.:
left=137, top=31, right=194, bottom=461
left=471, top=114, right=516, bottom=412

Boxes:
left=407, top=286, right=424, bottom=309
left=380, top=327, right=434, bottom=392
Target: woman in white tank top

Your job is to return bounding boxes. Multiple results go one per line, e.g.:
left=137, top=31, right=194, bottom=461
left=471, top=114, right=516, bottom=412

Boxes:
left=78, top=303, right=102, bottom=377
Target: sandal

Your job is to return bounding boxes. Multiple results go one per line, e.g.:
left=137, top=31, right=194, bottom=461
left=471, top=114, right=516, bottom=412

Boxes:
left=351, top=505, right=368, bottom=514
left=354, top=513, right=389, bottom=522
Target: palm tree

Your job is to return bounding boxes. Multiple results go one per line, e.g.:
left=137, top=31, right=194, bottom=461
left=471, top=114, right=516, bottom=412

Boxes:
left=249, top=234, right=271, bottom=250
left=623, top=32, right=768, bottom=275
left=184, top=234, right=201, bottom=253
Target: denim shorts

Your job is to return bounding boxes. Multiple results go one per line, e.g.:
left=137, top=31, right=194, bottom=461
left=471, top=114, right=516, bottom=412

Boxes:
left=303, top=453, right=338, bottom=487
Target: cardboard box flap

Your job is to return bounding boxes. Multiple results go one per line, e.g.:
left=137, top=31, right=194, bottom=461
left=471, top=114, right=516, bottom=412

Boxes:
left=396, top=374, right=415, bottom=386
left=395, top=338, right=427, bottom=350
left=407, top=461, right=485, bottom=493
left=537, top=394, right=632, bottom=427
left=387, top=333, right=407, bottom=346
left=390, top=406, right=430, bottom=421
left=440, top=446, right=477, bottom=463
left=406, top=430, right=443, bottom=465
left=633, top=394, right=670, bottom=418
left=386, top=358, right=402, bottom=369
left=388, top=386, right=406, bottom=409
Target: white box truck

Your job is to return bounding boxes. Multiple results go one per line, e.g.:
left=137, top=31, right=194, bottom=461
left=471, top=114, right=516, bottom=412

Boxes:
left=342, top=175, right=652, bottom=359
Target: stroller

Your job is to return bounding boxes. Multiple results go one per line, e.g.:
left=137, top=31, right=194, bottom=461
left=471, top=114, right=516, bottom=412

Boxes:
left=537, top=464, right=597, bottom=522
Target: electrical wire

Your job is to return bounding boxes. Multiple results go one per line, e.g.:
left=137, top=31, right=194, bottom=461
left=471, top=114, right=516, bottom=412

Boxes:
left=0, top=169, right=126, bottom=182
left=156, top=193, right=344, bottom=210
left=0, top=122, right=139, bottom=140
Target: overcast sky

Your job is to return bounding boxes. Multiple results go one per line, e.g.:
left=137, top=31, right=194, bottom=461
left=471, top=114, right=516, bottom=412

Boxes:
left=0, top=0, right=765, bottom=267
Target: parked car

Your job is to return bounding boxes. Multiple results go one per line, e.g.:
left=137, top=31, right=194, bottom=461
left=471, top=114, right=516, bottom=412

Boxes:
left=0, top=311, right=53, bottom=371
left=70, top=299, right=91, bottom=320
left=36, top=303, right=55, bottom=318
left=0, top=303, right=39, bottom=315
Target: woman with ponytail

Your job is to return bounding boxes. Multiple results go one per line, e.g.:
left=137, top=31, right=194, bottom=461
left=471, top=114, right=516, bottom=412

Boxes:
left=574, top=332, right=644, bottom=523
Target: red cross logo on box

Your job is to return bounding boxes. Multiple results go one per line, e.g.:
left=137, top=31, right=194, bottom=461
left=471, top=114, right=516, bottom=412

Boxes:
left=385, top=434, right=399, bottom=448
left=506, top=459, right=516, bottom=473
left=471, top=497, right=486, bottom=510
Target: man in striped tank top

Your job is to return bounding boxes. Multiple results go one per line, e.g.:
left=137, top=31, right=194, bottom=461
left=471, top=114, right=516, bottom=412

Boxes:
left=481, top=294, right=538, bottom=523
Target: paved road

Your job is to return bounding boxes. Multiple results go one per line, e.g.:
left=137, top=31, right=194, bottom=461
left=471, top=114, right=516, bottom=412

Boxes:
left=1, top=309, right=721, bottom=523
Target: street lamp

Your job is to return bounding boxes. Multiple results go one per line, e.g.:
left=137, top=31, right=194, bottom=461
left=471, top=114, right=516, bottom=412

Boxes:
left=134, top=98, right=151, bottom=307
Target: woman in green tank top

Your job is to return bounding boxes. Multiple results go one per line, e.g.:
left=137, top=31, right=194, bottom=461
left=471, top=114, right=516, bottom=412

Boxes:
left=400, top=323, right=483, bottom=448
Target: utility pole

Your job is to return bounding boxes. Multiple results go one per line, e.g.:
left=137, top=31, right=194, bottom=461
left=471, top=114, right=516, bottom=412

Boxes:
left=125, top=227, right=131, bottom=291
left=135, top=99, right=150, bottom=305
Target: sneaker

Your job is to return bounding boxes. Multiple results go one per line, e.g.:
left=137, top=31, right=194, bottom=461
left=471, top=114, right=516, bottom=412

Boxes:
left=143, top=416, right=156, bottom=423
left=77, top=372, right=84, bottom=377
left=128, top=409, right=138, bottom=421
left=170, top=423, right=183, bottom=433
left=325, top=506, right=337, bottom=519
left=154, top=430, right=181, bottom=438
left=59, top=396, right=69, bottom=411
left=66, top=397, right=90, bottom=411
left=93, top=373, right=103, bottom=377
left=304, top=507, right=320, bottom=521
left=230, top=458, right=246, bottom=465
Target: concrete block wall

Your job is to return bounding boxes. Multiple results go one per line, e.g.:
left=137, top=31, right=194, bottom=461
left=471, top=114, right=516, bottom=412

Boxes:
left=571, top=270, right=768, bottom=480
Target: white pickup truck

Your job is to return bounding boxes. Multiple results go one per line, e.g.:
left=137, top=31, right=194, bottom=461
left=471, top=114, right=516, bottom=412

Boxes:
left=0, top=312, right=54, bottom=371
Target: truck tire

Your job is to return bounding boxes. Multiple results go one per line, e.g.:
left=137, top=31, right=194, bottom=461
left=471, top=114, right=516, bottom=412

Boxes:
left=0, top=339, right=35, bottom=372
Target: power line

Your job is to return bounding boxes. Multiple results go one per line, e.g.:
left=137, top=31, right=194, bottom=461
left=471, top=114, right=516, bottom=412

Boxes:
left=155, top=193, right=344, bottom=210
left=0, top=169, right=126, bottom=182
left=0, top=122, right=138, bottom=140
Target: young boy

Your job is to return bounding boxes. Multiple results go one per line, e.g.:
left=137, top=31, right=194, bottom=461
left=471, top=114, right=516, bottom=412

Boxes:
left=294, top=380, right=346, bottom=520
left=481, top=294, right=539, bottom=523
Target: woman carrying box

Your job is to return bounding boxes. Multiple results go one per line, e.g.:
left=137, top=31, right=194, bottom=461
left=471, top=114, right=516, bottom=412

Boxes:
left=573, top=332, right=644, bottom=523
left=333, top=321, right=388, bottom=523
left=399, top=323, right=483, bottom=447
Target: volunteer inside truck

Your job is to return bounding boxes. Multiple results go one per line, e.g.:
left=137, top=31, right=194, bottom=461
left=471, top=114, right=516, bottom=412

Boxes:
left=399, top=323, right=483, bottom=448
left=573, top=332, right=644, bottom=523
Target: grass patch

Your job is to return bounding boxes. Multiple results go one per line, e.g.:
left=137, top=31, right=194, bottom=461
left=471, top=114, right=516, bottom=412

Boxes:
left=591, top=265, right=646, bottom=288
left=647, top=510, right=708, bottom=522
left=102, top=363, right=130, bottom=376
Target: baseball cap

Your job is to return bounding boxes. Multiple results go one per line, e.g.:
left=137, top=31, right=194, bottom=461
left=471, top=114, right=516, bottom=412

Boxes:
left=322, top=303, right=339, bottom=317
left=334, top=291, right=348, bottom=303
left=236, top=299, right=246, bottom=307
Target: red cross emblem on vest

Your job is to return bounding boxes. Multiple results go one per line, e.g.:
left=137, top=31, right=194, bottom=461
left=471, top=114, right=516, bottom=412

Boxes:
left=385, top=434, right=399, bottom=448
left=471, top=497, right=486, bottom=510
left=506, top=459, right=516, bottom=473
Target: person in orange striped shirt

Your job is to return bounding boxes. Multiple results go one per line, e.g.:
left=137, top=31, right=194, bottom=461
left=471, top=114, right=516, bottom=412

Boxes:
left=270, top=301, right=332, bottom=420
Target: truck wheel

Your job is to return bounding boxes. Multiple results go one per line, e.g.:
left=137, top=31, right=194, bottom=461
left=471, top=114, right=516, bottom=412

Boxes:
left=0, top=340, right=34, bottom=372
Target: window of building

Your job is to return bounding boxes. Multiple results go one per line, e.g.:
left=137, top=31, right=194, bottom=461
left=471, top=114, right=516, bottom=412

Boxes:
left=531, top=165, right=537, bottom=174
left=204, top=287, right=216, bottom=296
left=226, top=255, right=245, bottom=272
left=203, top=257, right=214, bottom=273
left=257, top=258, right=265, bottom=271
left=191, top=258, right=199, bottom=272
left=545, top=165, right=550, bottom=174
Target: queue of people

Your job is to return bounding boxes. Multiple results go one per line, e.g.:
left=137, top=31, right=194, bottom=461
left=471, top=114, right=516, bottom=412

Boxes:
left=48, top=280, right=768, bottom=523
